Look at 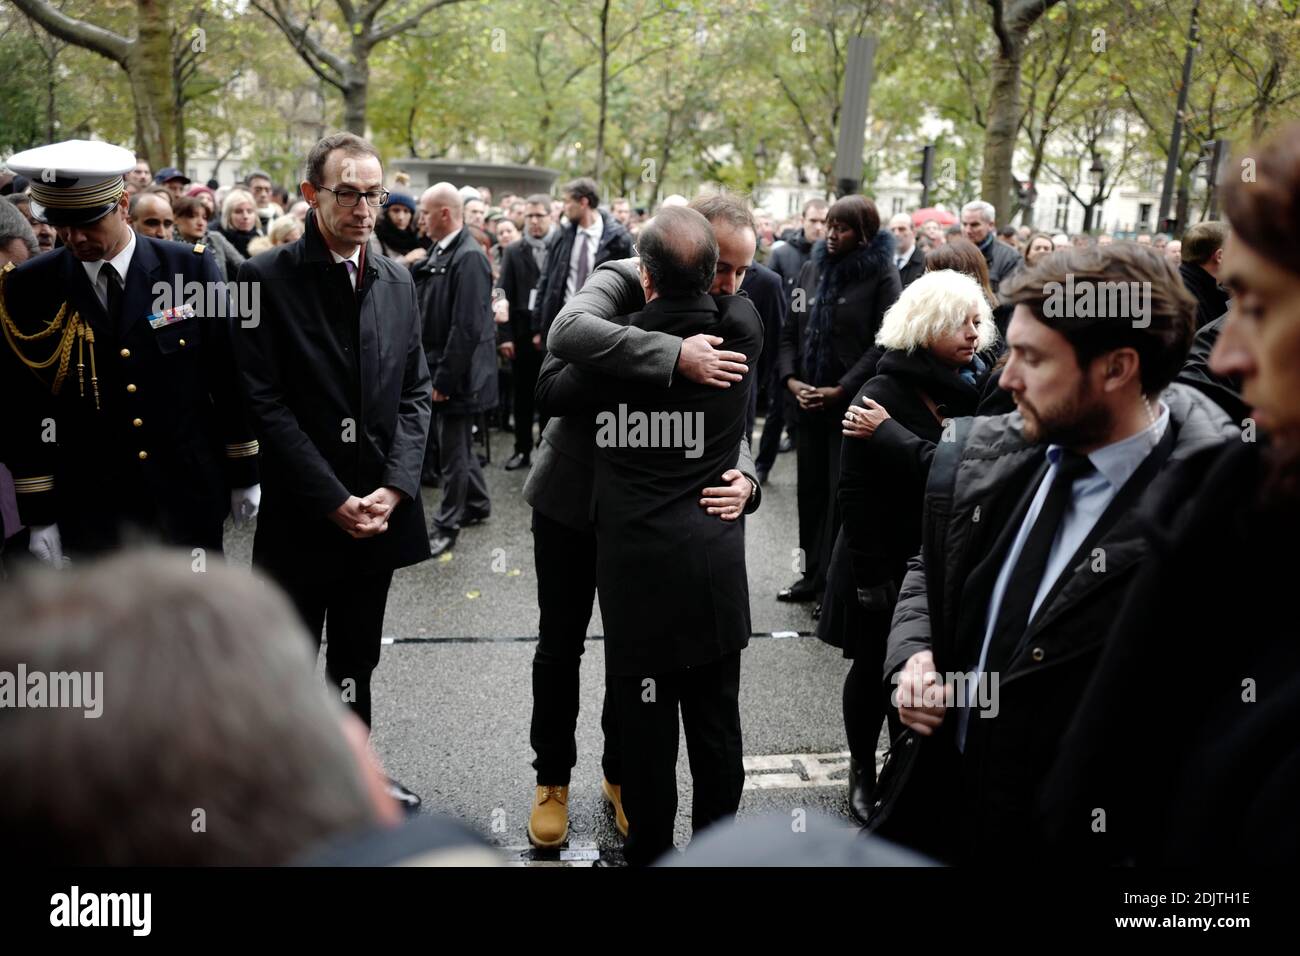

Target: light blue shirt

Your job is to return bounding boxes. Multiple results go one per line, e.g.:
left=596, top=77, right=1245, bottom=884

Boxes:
left=956, top=402, right=1170, bottom=749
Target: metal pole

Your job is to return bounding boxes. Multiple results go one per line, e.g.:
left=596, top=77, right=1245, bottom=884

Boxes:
left=832, top=35, right=877, bottom=197
left=1158, top=0, right=1199, bottom=232
left=919, top=145, right=935, bottom=208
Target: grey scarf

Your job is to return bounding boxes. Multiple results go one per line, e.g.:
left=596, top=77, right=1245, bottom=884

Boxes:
left=522, top=225, right=553, bottom=272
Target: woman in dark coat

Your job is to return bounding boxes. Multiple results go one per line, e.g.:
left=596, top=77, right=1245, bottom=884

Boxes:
left=775, top=195, right=902, bottom=604
left=818, top=269, right=998, bottom=821
left=374, top=192, right=422, bottom=259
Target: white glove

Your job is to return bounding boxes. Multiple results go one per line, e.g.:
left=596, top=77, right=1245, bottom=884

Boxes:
left=231, top=484, right=261, bottom=527
left=28, top=523, right=67, bottom=568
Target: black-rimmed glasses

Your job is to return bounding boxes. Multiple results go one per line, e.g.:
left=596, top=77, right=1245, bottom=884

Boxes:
left=313, top=184, right=390, bottom=208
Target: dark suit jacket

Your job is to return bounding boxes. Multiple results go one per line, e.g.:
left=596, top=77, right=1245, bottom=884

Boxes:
left=232, top=211, right=431, bottom=578
left=531, top=210, right=634, bottom=343
left=740, top=260, right=787, bottom=398
left=414, top=228, right=497, bottom=415
left=898, top=245, right=925, bottom=288
left=498, top=238, right=542, bottom=349
left=0, top=235, right=257, bottom=552
left=536, top=293, right=763, bottom=676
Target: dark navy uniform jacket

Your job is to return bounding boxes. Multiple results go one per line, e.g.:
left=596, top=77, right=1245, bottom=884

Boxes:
left=0, top=234, right=258, bottom=554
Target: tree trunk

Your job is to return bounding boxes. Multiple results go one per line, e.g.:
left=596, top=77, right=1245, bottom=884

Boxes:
left=594, top=0, right=611, bottom=181
left=344, top=32, right=370, bottom=136
left=343, top=74, right=368, bottom=136
left=982, top=49, right=1022, bottom=224
left=128, top=1, right=175, bottom=169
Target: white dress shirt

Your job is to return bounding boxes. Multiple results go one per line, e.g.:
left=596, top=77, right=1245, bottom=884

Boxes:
left=329, top=246, right=362, bottom=290
left=82, top=229, right=136, bottom=307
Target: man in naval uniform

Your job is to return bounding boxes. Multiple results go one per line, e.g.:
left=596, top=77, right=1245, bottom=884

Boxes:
left=0, top=140, right=259, bottom=564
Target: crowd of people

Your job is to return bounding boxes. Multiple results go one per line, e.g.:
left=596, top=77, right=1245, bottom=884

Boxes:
left=0, top=120, right=1294, bottom=869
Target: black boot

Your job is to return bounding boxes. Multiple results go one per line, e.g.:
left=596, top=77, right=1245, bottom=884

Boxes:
left=848, top=757, right=874, bottom=825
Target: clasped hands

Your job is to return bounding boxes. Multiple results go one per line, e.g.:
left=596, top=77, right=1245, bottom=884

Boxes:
left=329, top=487, right=404, bottom=539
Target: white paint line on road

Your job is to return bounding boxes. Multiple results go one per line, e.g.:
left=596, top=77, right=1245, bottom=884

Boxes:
left=743, top=750, right=850, bottom=790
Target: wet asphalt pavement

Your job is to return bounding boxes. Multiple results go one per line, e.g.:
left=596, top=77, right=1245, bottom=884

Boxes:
left=222, top=417, right=877, bottom=864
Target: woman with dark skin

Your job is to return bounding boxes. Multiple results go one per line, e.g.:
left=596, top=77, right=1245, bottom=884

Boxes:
left=775, top=195, right=901, bottom=605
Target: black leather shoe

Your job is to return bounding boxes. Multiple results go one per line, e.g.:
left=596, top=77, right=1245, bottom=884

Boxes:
left=429, top=532, right=457, bottom=557
left=504, top=451, right=531, bottom=471
left=848, top=758, right=874, bottom=825
left=756, top=466, right=770, bottom=485
left=386, top=777, right=422, bottom=816
left=812, top=602, right=822, bottom=620
left=462, top=512, right=489, bottom=527
left=777, top=579, right=818, bottom=602
left=779, top=435, right=794, bottom=454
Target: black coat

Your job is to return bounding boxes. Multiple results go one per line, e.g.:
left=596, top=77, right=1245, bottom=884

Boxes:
left=767, top=233, right=813, bottom=293
left=1039, top=440, right=1300, bottom=864
left=0, top=235, right=258, bottom=553
left=531, top=210, right=633, bottom=343
left=414, top=228, right=498, bottom=415
left=739, top=260, right=787, bottom=402
left=870, top=385, right=1237, bottom=862
left=232, top=211, right=432, bottom=578
left=980, top=235, right=1023, bottom=295
left=897, top=245, right=926, bottom=288
left=1179, top=260, right=1230, bottom=330
left=536, top=293, right=763, bottom=677
left=777, top=230, right=902, bottom=412
left=498, top=237, right=543, bottom=349
left=1175, top=315, right=1247, bottom=423
left=821, top=348, right=989, bottom=657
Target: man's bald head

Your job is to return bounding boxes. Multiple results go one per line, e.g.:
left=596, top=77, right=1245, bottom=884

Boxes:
left=419, top=181, right=463, bottom=241
left=636, top=205, right=718, bottom=301
left=888, top=213, right=915, bottom=254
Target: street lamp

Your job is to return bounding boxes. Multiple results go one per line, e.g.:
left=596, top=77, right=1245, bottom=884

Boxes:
left=1089, top=155, right=1105, bottom=190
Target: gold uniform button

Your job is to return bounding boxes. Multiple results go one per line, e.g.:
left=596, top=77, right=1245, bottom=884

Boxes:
left=178, top=339, right=186, bottom=347
left=126, top=383, right=137, bottom=393
left=1030, top=647, right=1045, bottom=662
left=120, top=348, right=130, bottom=359
left=138, top=450, right=148, bottom=460
left=132, top=418, right=143, bottom=427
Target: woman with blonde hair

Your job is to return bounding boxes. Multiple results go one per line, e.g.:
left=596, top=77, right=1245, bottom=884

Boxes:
left=247, top=215, right=304, bottom=256
left=213, top=187, right=263, bottom=258
left=816, top=269, right=998, bottom=823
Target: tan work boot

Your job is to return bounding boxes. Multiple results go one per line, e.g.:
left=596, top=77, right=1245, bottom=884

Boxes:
left=601, top=777, right=629, bottom=837
left=528, top=784, right=569, bottom=848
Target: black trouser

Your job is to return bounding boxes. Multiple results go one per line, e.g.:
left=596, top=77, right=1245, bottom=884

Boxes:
left=529, top=508, right=619, bottom=786
left=794, top=406, right=843, bottom=592
left=512, top=345, right=542, bottom=456
left=608, top=650, right=744, bottom=866
left=756, top=385, right=794, bottom=472
left=274, top=565, right=395, bottom=728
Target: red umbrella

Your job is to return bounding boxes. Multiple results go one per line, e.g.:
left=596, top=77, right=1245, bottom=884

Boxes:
left=911, top=207, right=957, bottom=226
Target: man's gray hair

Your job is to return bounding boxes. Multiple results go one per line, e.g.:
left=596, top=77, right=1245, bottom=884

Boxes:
left=0, top=549, right=378, bottom=865
left=0, top=197, right=37, bottom=257
left=962, top=200, right=997, bottom=224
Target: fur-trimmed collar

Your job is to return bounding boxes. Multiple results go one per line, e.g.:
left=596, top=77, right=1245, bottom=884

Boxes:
left=810, top=227, right=896, bottom=279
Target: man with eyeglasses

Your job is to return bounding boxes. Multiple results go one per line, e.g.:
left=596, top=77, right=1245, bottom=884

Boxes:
left=231, top=132, right=432, bottom=815
left=128, top=189, right=175, bottom=241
